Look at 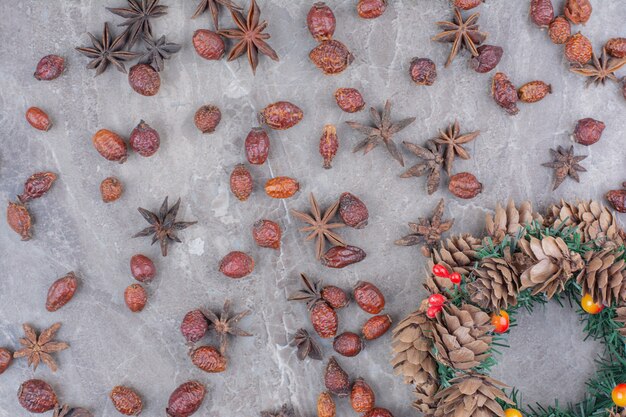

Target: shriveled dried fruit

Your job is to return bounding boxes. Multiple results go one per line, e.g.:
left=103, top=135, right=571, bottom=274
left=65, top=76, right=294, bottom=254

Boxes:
left=260, top=101, right=303, bottom=130
left=130, top=254, right=156, bottom=283
left=130, top=120, right=160, bottom=157
left=606, top=38, right=626, bottom=59
left=34, top=55, right=64, bottom=80
left=58, top=405, right=94, bottom=417
left=230, top=164, right=253, bottom=201
left=321, top=245, right=366, bottom=268
left=0, top=348, right=12, bottom=374
left=110, top=386, right=143, bottom=416
left=354, top=281, right=385, bottom=314
left=18, top=379, right=58, bottom=413
left=252, top=219, right=281, bottom=249
left=100, top=177, right=123, bottom=203
left=46, top=272, right=78, bottom=312
left=453, top=0, right=483, bottom=9
left=181, top=309, right=210, bottom=343
left=93, top=129, right=128, bottom=163
left=265, top=177, right=300, bottom=198
left=7, top=201, right=32, bottom=240
left=317, top=391, right=336, bottom=417
left=449, top=172, right=483, bottom=199
left=564, top=0, right=592, bottom=24
left=409, top=57, right=437, bottom=85
left=219, top=251, right=254, bottom=278
left=606, top=184, right=626, bottom=213
left=573, top=118, right=605, bottom=146
left=565, top=32, right=592, bottom=65
left=245, top=128, right=270, bottom=165
left=26, top=107, right=52, bottom=131
left=307, top=2, right=336, bottom=41
left=319, top=124, right=339, bottom=169
left=469, top=44, right=503, bottom=73
left=334, top=88, right=365, bottom=113
left=194, top=105, right=222, bottom=134
left=325, top=357, right=350, bottom=397
left=193, top=29, right=225, bottom=60
left=518, top=81, right=552, bottom=103
left=333, top=332, right=363, bottom=357
left=190, top=346, right=227, bottom=373
left=309, top=40, right=354, bottom=75
left=530, top=0, right=554, bottom=27
left=357, top=0, right=387, bottom=19
left=19, top=172, right=57, bottom=203
left=363, top=408, right=394, bottom=417
left=321, top=285, right=349, bottom=309
left=124, top=284, right=147, bottom=312
left=350, top=378, right=375, bottom=413
left=362, top=314, right=392, bottom=340
left=128, top=64, right=161, bottom=96
left=311, top=300, right=338, bottom=338
left=339, top=192, right=368, bottom=229
left=166, top=381, right=206, bottom=417
left=548, top=16, right=571, bottom=44
left=491, top=72, right=519, bottom=115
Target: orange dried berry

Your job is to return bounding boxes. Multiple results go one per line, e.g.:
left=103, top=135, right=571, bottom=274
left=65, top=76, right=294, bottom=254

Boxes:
left=252, top=219, right=281, bottom=249
left=93, top=129, right=128, bottom=163
left=110, top=386, right=143, bottom=416
left=34, top=55, right=64, bottom=81
left=18, top=379, right=58, bottom=413
left=354, top=281, right=385, bottom=314
left=518, top=81, right=552, bottom=103
left=334, top=88, right=365, bottom=113
left=260, top=101, right=303, bottom=130
left=321, top=245, right=366, bottom=268
left=333, top=332, right=363, bottom=357
left=491, top=72, right=519, bottom=115
left=548, top=16, right=571, bottom=44
left=245, top=128, right=270, bottom=165
left=357, top=0, right=387, bottom=19
left=265, top=176, right=300, bottom=199
left=350, top=378, right=376, bottom=413
left=7, top=201, right=32, bottom=240
left=19, top=171, right=57, bottom=202
left=219, top=251, right=255, bottom=279
left=230, top=164, right=253, bottom=201
left=192, top=29, right=225, bottom=60
left=100, top=177, right=123, bottom=203
left=124, top=284, right=147, bottom=312
left=362, top=314, right=392, bottom=340
left=128, top=63, right=160, bottom=96
left=606, top=38, right=626, bottom=59
left=319, top=124, right=339, bottom=169
left=309, top=40, right=354, bottom=75
left=194, top=105, right=222, bottom=134
left=565, top=32, right=593, bottom=65
left=166, top=381, right=206, bottom=417
left=307, top=2, right=336, bottom=41
left=0, top=348, right=12, bottom=374
left=448, top=172, right=483, bottom=199
left=321, top=285, right=349, bottom=309
left=324, top=357, right=350, bottom=397
left=311, top=300, right=338, bottom=338
left=564, top=0, right=592, bottom=24
left=190, top=346, right=227, bottom=373
left=26, top=107, right=52, bottom=131
left=317, top=391, right=336, bottom=417
left=46, top=272, right=78, bottom=312
left=181, top=309, right=209, bottom=343
left=529, top=0, right=554, bottom=27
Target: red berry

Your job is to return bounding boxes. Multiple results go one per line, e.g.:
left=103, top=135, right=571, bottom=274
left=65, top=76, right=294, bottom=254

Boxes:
left=428, top=293, right=446, bottom=307
left=450, top=272, right=462, bottom=284
left=426, top=306, right=441, bottom=318
left=432, top=264, right=450, bottom=278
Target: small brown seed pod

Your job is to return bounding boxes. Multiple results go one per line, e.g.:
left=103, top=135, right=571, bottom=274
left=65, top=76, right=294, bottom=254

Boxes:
left=309, top=40, right=354, bottom=75
left=92, top=129, right=128, bottom=163
left=244, top=128, right=270, bottom=165
left=357, top=0, right=387, bottom=19
left=166, top=381, right=206, bottom=417
left=564, top=0, right=592, bottom=24
left=124, top=284, right=147, bottom=312
left=252, top=220, right=281, bottom=249
left=19, top=172, right=57, bottom=203
left=194, top=105, right=222, bottom=134
left=606, top=38, right=626, bottom=59
left=339, top=192, right=368, bottom=229
left=7, top=201, right=32, bottom=240
left=190, top=346, right=227, bottom=373
left=333, top=332, right=363, bottom=357
left=565, top=32, right=592, bottom=65
left=230, top=164, right=253, bottom=201
left=130, top=254, right=156, bottom=283
left=491, top=72, right=519, bottom=115
left=180, top=309, right=209, bottom=343
left=317, top=391, right=336, bottom=417
left=362, top=314, right=392, bottom=340
left=469, top=45, right=503, bottom=73
left=110, top=386, right=143, bottom=416
left=128, top=64, right=161, bottom=96
left=350, top=378, right=376, bottom=413
left=26, top=107, right=52, bottom=131
left=529, top=0, right=554, bottom=27
left=353, top=281, right=385, bottom=314
left=321, top=285, right=349, bottom=309
left=548, top=16, right=571, bottom=44
left=0, top=348, right=13, bottom=374
left=46, top=272, right=78, bottom=312
left=219, top=251, right=255, bottom=278
left=517, top=81, right=552, bottom=103
left=100, top=177, right=123, bottom=203
left=260, top=101, right=303, bottom=130
left=129, top=120, right=160, bottom=157
left=34, top=55, right=64, bottom=80
left=319, top=124, right=339, bottom=169
left=409, top=57, right=437, bottom=85
left=448, top=172, right=483, bottom=199
left=192, top=29, right=225, bottom=60
left=606, top=186, right=626, bottom=213
left=324, top=357, right=350, bottom=397
left=18, top=379, right=58, bottom=413
left=573, top=118, right=605, bottom=146
left=307, top=2, right=336, bottom=41
left=334, top=88, right=365, bottom=113
left=321, top=246, right=366, bottom=268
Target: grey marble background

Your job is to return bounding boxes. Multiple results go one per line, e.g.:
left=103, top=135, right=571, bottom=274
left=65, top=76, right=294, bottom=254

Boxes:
left=0, top=0, right=624, bottom=416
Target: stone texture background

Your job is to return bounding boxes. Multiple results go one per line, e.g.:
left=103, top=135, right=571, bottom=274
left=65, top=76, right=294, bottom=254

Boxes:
left=0, top=0, right=624, bottom=416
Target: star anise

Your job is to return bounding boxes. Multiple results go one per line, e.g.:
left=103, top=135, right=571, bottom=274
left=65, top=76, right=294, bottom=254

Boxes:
left=260, top=404, right=296, bottom=417
left=432, top=7, right=487, bottom=67
left=201, top=300, right=252, bottom=353
left=291, top=193, right=346, bottom=260
left=287, top=273, right=323, bottom=308
left=132, top=197, right=197, bottom=257
left=75, top=22, right=140, bottom=76
left=433, top=120, right=480, bottom=175
left=107, top=0, right=168, bottom=48
left=140, top=34, right=181, bottom=72
left=395, top=199, right=454, bottom=257
left=400, top=140, right=445, bottom=195
left=346, top=99, right=416, bottom=167
left=290, top=328, right=322, bottom=361
left=570, top=48, right=626, bottom=87
left=217, top=0, right=279, bottom=74
left=13, top=323, right=69, bottom=372
left=192, top=0, right=242, bottom=29
left=542, top=145, right=587, bottom=191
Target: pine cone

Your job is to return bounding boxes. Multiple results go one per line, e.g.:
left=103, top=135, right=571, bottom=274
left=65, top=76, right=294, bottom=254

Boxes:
left=467, top=247, right=522, bottom=311
left=431, top=304, right=493, bottom=370
left=519, top=236, right=584, bottom=299
left=577, top=248, right=626, bottom=306
left=413, top=379, right=439, bottom=417
left=429, top=234, right=482, bottom=277
left=485, top=199, right=542, bottom=244
left=424, top=273, right=455, bottom=294
left=615, top=306, right=626, bottom=337
left=608, top=407, right=626, bottom=417
left=543, top=199, right=579, bottom=229
left=434, top=372, right=513, bottom=417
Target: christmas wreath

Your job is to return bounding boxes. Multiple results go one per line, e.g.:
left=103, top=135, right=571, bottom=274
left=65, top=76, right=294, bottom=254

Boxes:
left=391, top=199, right=626, bottom=417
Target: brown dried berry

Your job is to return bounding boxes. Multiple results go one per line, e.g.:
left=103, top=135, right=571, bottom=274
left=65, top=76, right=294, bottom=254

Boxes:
left=606, top=38, right=626, bottom=59
left=357, top=0, right=387, bottom=19
left=564, top=0, right=592, bottom=24
left=334, top=88, right=365, bottom=113
left=453, top=0, right=483, bottom=9
left=307, top=2, right=336, bottom=41
left=448, top=172, right=483, bottom=199
left=245, top=128, right=270, bottom=165
left=192, top=29, right=225, bottom=60
left=311, top=300, right=338, bottom=338
left=0, top=348, right=12, bottom=374
left=321, top=245, right=366, bottom=268
left=46, top=272, right=78, bottom=312
left=181, top=309, right=210, bottom=343
left=7, top=201, right=32, bottom=240
left=623, top=78, right=626, bottom=100
left=353, top=281, right=385, bottom=314
left=606, top=186, right=626, bottom=213
left=409, top=57, right=437, bottom=86
left=469, top=45, right=503, bottom=73
left=194, top=105, right=222, bottom=134
left=333, top=332, right=363, bottom=357
left=93, top=129, right=128, bottom=163
left=529, top=0, right=554, bottom=27
left=26, top=107, right=52, bottom=131
left=252, top=219, right=281, bottom=249
left=491, top=72, right=519, bottom=115
left=190, top=346, right=227, bottom=373
left=363, top=408, right=394, bottom=417
left=166, top=381, right=206, bottom=417
left=128, top=64, right=161, bottom=96
left=309, top=40, right=354, bottom=75
left=324, top=357, right=350, bottom=397
left=321, top=285, right=349, bottom=309
left=219, top=251, right=255, bottom=279
left=565, top=32, right=593, bottom=65
left=317, top=391, right=336, bottom=417
left=130, top=254, right=156, bottom=283
left=350, top=378, right=376, bottom=413
left=319, top=124, right=339, bottom=169
left=230, top=164, right=253, bottom=201
left=518, top=81, right=552, bottom=103
left=110, top=386, right=143, bottom=416
left=100, top=177, right=123, bottom=203
left=362, top=314, right=392, bottom=340
left=66, top=407, right=94, bottom=417
left=129, top=120, right=160, bottom=157
left=573, top=118, right=605, bottom=146
left=339, top=192, right=368, bottom=229
left=124, top=284, right=147, bottom=312
left=265, top=176, right=300, bottom=199
left=548, top=16, right=571, bottom=44
left=260, top=101, right=303, bottom=130
left=18, top=379, right=58, bottom=413
left=34, top=55, right=64, bottom=80
left=19, top=172, right=57, bottom=203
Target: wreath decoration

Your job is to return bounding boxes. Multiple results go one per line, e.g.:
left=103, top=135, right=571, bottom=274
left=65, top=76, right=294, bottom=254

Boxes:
left=391, top=199, right=626, bottom=417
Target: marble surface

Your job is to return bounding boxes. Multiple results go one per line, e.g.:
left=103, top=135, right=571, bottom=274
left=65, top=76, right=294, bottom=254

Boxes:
left=0, top=0, right=624, bottom=416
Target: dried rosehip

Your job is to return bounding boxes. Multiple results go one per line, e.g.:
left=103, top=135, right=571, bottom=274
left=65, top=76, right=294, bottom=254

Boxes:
left=321, top=245, right=366, bottom=268
left=34, top=55, right=64, bottom=80
left=93, top=129, right=128, bottom=163
left=606, top=38, right=626, bottom=59
left=491, top=72, right=519, bottom=115
left=66, top=407, right=94, bottom=417
left=324, top=357, right=350, bottom=397
left=309, top=40, right=354, bottom=75
left=518, top=81, right=552, bottom=103
left=623, top=78, right=626, bottom=100
left=333, top=332, right=363, bottom=357
left=565, top=32, right=592, bottom=65
left=26, top=107, right=52, bottom=131
left=166, top=381, right=206, bottom=417
left=181, top=309, right=210, bottom=343
left=230, top=164, right=253, bottom=201
left=260, top=101, right=303, bottom=130
left=110, top=386, right=143, bottom=416
left=564, top=0, right=592, bottom=24
left=453, top=0, right=483, bottom=9
left=18, top=379, right=58, bottom=413
left=339, top=192, right=368, bottom=229
left=334, top=88, right=365, bottom=113
left=321, top=285, right=349, bottom=309
left=0, top=348, right=12, bottom=374
left=319, top=124, right=339, bottom=169
left=350, top=378, right=375, bottom=413
left=606, top=186, right=626, bottom=213
left=219, top=251, right=255, bottom=278
left=192, top=29, right=225, bottom=60
left=469, top=45, right=503, bottom=73
left=19, top=172, right=57, bottom=203
left=307, top=2, right=336, bottom=41
left=573, top=118, right=605, bottom=146
left=194, top=105, right=222, bottom=134
left=130, top=254, right=156, bottom=283
left=124, top=284, right=147, bottom=312
left=129, top=120, right=160, bottom=157
left=448, top=172, right=483, bottom=199
left=245, top=128, right=270, bottom=165
left=129, top=64, right=161, bottom=96
left=100, top=177, right=123, bottom=203
left=529, top=0, right=554, bottom=27
left=409, top=57, right=437, bottom=85
left=311, top=300, right=338, bottom=338
left=46, top=272, right=78, bottom=312
left=317, top=391, right=336, bottom=417
left=548, top=16, right=571, bottom=44
left=364, top=408, right=394, bottom=417
left=354, top=281, right=385, bottom=314
left=7, top=201, right=32, bottom=240
left=362, top=314, right=392, bottom=340
left=190, top=346, right=227, bottom=373
left=265, top=176, right=300, bottom=199
left=252, top=219, right=281, bottom=249
left=357, top=0, right=387, bottom=19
